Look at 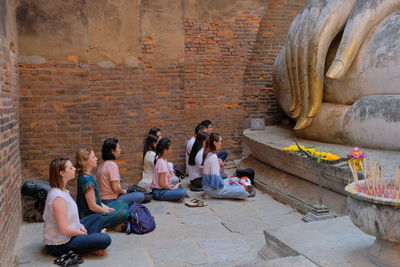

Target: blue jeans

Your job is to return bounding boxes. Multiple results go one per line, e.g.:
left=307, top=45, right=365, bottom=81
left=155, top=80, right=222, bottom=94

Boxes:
left=102, top=191, right=145, bottom=206
left=152, top=186, right=189, bottom=201
left=46, top=214, right=111, bottom=256
left=204, top=178, right=249, bottom=200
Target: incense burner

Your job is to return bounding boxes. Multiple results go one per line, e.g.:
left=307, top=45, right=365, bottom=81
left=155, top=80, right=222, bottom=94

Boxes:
left=345, top=181, right=400, bottom=267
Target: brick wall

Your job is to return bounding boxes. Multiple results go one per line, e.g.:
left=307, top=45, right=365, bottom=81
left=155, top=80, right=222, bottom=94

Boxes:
left=0, top=44, right=21, bottom=266
left=18, top=1, right=307, bottom=189
left=243, top=0, right=308, bottom=127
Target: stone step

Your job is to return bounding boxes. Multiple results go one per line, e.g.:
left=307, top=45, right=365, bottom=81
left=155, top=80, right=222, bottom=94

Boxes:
left=258, top=216, right=376, bottom=267
left=236, top=255, right=317, bottom=267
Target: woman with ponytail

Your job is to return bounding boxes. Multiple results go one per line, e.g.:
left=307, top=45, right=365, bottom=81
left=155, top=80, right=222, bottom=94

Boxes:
left=140, top=134, right=159, bottom=190
left=187, top=132, right=208, bottom=191
left=202, top=133, right=249, bottom=199
left=151, top=137, right=188, bottom=201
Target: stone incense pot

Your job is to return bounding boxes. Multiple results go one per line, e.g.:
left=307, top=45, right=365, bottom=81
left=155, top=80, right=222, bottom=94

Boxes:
left=345, top=182, right=400, bottom=267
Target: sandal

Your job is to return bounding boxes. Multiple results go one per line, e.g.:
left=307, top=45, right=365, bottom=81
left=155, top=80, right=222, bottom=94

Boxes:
left=54, top=251, right=84, bottom=266
left=185, top=199, right=207, bottom=207
left=68, top=252, right=84, bottom=264
left=54, top=253, right=70, bottom=266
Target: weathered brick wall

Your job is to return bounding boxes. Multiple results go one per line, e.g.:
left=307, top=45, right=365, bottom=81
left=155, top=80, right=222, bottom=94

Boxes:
left=17, top=0, right=307, bottom=189
left=0, top=38, right=21, bottom=267
left=243, top=0, right=308, bottom=127
left=184, top=12, right=264, bottom=157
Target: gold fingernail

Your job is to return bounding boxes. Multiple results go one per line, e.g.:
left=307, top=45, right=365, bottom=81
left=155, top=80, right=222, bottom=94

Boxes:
left=326, top=60, right=344, bottom=79
left=294, top=117, right=312, bottom=130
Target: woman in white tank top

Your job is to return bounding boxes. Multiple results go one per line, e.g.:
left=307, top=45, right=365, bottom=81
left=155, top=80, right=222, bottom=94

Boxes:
left=43, top=157, right=111, bottom=257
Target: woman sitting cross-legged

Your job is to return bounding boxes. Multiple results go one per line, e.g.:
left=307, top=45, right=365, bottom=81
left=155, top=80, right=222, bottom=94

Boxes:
left=75, top=147, right=129, bottom=229
left=152, top=137, right=189, bottom=201
left=202, top=133, right=249, bottom=199
left=140, top=134, right=159, bottom=191
left=187, top=132, right=209, bottom=191
left=43, top=157, right=111, bottom=257
left=97, top=138, right=145, bottom=206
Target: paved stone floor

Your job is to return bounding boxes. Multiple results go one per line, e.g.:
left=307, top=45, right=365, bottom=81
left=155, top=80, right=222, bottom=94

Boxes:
left=13, top=178, right=305, bottom=267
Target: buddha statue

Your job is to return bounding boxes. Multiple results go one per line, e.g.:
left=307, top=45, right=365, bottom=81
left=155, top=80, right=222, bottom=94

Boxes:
left=273, top=0, right=400, bottom=150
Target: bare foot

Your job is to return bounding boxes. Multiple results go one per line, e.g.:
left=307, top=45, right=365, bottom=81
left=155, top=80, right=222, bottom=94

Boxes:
left=101, top=228, right=107, bottom=233
left=92, top=249, right=107, bottom=256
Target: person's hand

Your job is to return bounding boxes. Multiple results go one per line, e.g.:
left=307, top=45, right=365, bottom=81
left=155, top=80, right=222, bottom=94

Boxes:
left=286, top=0, right=400, bottom=130
left=285, top=0, right=357, bottom=129
left=171, top=183, right=181, bottom=189
left=107, top=207, right=115, bottom=212
left=79, top=225, right=87, bottom=235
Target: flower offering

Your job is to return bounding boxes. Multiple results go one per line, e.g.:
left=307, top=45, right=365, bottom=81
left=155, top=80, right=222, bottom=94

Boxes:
left=348, top=147, right=366, bottom=170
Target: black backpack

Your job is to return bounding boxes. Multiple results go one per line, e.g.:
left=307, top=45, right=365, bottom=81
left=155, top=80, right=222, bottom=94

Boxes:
left=234, top=168, right=255, bottom=185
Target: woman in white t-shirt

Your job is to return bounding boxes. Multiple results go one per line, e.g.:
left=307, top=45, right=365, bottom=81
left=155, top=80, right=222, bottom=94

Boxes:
left=43, top=157, right=111, bottom=257
left=140, top=134, right=158, bottom=190
left=151, top=137, right=188, bottom=201
left=187, top=132, right=209, bottom=191
left=202, top=133, right=249, bottom=199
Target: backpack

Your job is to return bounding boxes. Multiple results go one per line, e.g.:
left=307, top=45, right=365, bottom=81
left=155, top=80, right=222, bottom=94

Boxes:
left=126, top=203, right=156, bottom=234
left=234, top=168, right=255, bottom=185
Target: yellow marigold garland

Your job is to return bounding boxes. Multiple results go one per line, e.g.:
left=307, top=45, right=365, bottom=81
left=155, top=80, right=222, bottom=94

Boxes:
left=283, top=145, right=340, bottom=161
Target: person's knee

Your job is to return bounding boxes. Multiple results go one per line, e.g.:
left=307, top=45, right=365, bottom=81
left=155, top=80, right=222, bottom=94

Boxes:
left=128, top=192, right=145, bottom=203
left=98, top=233, right=112, bottom=248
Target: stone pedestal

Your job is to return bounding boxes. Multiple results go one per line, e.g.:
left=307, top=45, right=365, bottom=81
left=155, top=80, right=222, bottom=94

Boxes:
left=346, top=182, right=400, bottom=267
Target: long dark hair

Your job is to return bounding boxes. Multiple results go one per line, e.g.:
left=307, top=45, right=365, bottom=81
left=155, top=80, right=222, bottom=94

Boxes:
left=154, top=137, right=171, bottom=164
left=189, top=132, right=208, bottom=166
left=148, top=127, right=161, bottom=136
left=202, top=133, right=221, bottom=165
left=194, top=124, right=206, bottom=135
left=143, top=134, right=158, bottom=158
left=200, top=120, right=212, bottom=128
left=102, top=137, right=118, bottom=161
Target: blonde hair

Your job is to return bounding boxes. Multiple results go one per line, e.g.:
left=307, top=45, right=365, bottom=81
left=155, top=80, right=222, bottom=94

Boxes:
left=75, top=147, right=93, bottom=175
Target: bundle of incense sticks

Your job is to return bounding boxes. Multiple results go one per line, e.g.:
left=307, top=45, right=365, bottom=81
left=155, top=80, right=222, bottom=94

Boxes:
left=348, top=158, right=400, bottom=199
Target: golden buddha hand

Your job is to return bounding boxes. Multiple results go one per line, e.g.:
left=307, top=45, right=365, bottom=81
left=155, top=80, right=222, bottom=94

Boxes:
left=285, top=0, right=400, bottom=130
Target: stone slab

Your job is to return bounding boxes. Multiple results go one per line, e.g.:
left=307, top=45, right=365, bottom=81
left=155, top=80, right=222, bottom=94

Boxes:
left=237, top=255, right=317, bottom=267
left=260, top=216, right=377, bottom=267
left=13, top=180, right=309, bottom=266
left=243, top=126, right=400, bottom=195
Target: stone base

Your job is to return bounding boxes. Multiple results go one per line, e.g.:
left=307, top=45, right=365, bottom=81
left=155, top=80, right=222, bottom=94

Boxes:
left=301, top=205, right=336, bottom=222
left=241, top=126, right=400, bottom=215
left=238, top=155, right=347, bottom=215
left=369, top=239, right=400, bottom=267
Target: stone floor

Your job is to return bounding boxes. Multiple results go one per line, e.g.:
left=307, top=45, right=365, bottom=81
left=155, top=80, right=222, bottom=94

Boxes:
left=13, top=178, right=306, bottom=267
